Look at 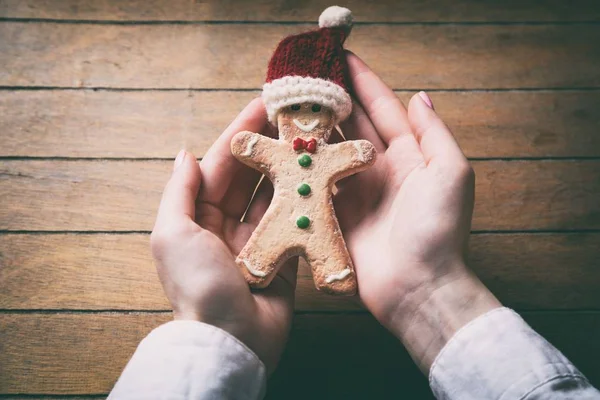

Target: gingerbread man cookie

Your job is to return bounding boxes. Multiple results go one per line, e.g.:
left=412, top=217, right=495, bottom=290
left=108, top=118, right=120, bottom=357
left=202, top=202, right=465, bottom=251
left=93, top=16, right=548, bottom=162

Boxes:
left=231, top=6, right=376, bottom=295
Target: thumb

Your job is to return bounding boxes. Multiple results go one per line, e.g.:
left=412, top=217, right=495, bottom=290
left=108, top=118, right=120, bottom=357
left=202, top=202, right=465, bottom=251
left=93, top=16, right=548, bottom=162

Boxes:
left=154, top=150, right=202, bottom=231
left=257, top=258, right=298, bottom=311
left=408, top=91, right=467, bottom=168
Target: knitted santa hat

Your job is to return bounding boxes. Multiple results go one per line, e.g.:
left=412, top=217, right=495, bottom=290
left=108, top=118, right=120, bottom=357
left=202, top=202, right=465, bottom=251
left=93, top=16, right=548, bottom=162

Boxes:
left=262, top=6, right=353, bottom=124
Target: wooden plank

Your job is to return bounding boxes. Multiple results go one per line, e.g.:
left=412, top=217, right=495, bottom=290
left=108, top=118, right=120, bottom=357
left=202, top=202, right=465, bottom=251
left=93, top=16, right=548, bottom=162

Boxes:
left=2, top=90, right=600, bottom=158
left=0, top=233, right=361, bottom=312
left=1, top=160, right=598, bottom=231
left=1, top=233, right=600, bottom=311
left=1, top=0, right=599, bottom=22
left=1, top=23, right=600, bottom=89
left=1, top=398, right=102, bottom=400
left=473, top=160, right=600, bottom=230
left=0, top=312, right=598, bottom=395
left=0, top=90, right=256, bottom=158
left=0, top=160, right=167, bottom=231
left=0, top=398, right=102, bottom=400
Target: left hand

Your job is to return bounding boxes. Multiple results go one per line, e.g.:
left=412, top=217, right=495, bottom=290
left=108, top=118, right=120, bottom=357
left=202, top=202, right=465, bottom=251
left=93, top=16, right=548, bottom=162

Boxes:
left=150, top=98, right=296, bottom=373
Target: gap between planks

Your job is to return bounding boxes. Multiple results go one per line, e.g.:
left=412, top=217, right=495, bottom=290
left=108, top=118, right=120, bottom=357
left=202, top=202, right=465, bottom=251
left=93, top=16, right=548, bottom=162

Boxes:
left=2, top=157, right=600, bottom=161
left=1, top=87, right=600, bottom=91
left=1, top=309, right=600, bottom=314
left=1, top=0, right=599, bottom=24
left=2, top=230, right=600, bottom=234
left=1, top=18, right=600, bottom=26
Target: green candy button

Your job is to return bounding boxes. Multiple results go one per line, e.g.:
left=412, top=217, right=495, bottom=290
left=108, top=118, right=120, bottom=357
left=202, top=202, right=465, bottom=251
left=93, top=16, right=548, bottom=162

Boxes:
left=297, top=183, right=311, bottom=196
left=296, top=216, right=310, bottom=229
left=298, top=154, right=312, bottom=167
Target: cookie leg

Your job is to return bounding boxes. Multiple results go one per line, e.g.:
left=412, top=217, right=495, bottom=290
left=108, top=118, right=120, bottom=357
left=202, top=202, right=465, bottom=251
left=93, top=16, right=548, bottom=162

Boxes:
left=236, top=219, right=301, bottom=289
left=306, top=226, right=357, bottom=296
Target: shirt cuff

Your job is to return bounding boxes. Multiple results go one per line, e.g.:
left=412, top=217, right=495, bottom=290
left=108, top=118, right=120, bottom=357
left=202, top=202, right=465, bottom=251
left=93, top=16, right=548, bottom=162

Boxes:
left=109, top=320, right=266, bottom=400
left=429, top=307, right=588, bottom=400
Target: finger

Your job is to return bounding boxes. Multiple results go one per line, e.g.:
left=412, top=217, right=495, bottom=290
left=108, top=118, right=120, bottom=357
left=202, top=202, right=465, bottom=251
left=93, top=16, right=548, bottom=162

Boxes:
left=220, top=122, right=279, bottom=219
left=254, top=258, right=298, bottom=308
left=333, top=103, right=388, bottom=213
left=155, top=150, right=202, bottom=230
left=346, top=51, right=416, bottom=147
left=333, top=156, right=388, bottom=233
left=220, top=167, right=263, bottom=220
left=243, top=175, right=275, bottom=226
left=407, top=91, right=467, bottom=167
left=199, top=98, right=270, bottom=209
left=273, top=258, right=299, bottom=292
left=225, top=174, right=273, bottom=253
left=335, top=102, right=387, bottom=226
left=328, top=126, right=345, bottom=144
left=339, top=100, right=386, bottom=153
left=252, top=256, right=298, bottom=366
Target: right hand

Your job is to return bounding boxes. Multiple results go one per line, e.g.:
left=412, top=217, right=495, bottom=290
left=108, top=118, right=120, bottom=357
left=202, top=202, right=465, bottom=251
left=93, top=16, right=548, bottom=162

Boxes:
left=334, top=52, right=501, bottom=372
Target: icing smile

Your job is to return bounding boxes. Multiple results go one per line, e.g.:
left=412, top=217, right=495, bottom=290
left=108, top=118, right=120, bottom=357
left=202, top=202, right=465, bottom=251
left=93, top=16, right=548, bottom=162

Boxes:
left=293, top=118, right=319, bottom=132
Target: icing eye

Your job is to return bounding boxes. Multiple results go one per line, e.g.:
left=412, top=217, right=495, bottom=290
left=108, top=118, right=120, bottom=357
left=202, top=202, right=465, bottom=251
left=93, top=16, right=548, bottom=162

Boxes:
left=291, top=104, right=301, bottom=111
left=311, top=104, right=322, bottom=112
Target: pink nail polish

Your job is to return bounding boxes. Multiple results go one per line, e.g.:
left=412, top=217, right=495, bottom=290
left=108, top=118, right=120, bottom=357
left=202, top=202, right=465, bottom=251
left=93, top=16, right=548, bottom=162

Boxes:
left=174, top=149, right=186, bottom=170
left=418, top=91, right=434, bottom=110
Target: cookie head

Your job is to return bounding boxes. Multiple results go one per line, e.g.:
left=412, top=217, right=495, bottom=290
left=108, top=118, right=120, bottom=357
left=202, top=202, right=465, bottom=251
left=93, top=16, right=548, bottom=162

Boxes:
left=277, top=102, right=335, bottom=142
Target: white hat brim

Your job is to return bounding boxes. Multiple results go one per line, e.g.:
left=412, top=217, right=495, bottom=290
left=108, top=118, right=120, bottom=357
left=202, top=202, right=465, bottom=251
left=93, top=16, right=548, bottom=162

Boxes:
left=262, top=76, right=352, bottom=124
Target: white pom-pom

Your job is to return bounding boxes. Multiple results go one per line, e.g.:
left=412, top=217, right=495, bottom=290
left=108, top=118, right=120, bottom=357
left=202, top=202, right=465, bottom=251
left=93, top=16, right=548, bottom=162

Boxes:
left=318, top=6, right=353, bottom=29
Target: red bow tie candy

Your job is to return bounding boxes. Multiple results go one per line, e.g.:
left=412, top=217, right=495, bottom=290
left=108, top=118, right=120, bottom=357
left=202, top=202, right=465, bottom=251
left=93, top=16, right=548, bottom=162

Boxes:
left=293, top=138, right=317, bottom=153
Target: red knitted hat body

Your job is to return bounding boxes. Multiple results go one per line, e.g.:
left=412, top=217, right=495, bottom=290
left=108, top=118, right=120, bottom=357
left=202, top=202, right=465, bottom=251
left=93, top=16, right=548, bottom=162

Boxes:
left=266, top=27, right=350, bottom=94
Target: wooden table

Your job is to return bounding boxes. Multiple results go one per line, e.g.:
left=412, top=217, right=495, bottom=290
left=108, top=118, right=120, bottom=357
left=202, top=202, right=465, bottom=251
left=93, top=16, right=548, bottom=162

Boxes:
left=1, top=1, right=599, bottom=398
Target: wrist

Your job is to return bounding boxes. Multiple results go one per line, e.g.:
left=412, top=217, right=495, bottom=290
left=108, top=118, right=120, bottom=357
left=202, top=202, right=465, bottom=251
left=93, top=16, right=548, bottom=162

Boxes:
left=386, top=261, right=501, bottom=374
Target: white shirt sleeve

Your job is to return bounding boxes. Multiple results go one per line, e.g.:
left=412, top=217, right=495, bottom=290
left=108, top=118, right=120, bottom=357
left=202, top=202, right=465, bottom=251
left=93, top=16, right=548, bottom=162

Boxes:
left=108, top=320, right=266, bottom=400
left=430, top=307, right=600, bottom=399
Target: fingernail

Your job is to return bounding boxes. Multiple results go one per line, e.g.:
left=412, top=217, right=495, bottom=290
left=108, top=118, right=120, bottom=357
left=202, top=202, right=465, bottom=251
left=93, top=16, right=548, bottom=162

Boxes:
left=174, top=149, right=186, bottom=170
left=418, top=91, right=434, bottom=110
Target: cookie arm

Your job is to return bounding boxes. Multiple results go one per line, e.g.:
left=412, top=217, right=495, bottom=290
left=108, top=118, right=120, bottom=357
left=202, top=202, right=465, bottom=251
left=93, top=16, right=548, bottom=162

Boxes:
left=231, top=131, right=276, bottom=174
left=328, top=140, right=377, bottom=180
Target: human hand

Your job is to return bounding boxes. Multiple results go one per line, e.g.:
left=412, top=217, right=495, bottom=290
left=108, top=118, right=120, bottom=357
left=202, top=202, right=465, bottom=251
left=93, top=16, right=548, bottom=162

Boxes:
left=334, top=52, right=501, bottom=372
left=150, top=99, right=296, bottom=373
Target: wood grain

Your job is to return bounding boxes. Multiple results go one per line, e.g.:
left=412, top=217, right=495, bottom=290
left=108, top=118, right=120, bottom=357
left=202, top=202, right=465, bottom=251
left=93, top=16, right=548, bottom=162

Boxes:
left=1, top=0, right=599, bottom=22
left=2, top=90, right=600, bottom=158
left=2, top=23, right=600, bottom=89
left=1, top=160, right=598, bottom=231
left=1, top=233, right=600, bottom=311
left=0, top=313, right=598, bottom=396
left=0, top=398, right=102, bottom=400
left=1, top=1, right=599, bottom=398
left=1, top=398, right=102, bottom=400
left=0, top=397, right=102, bottom=400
